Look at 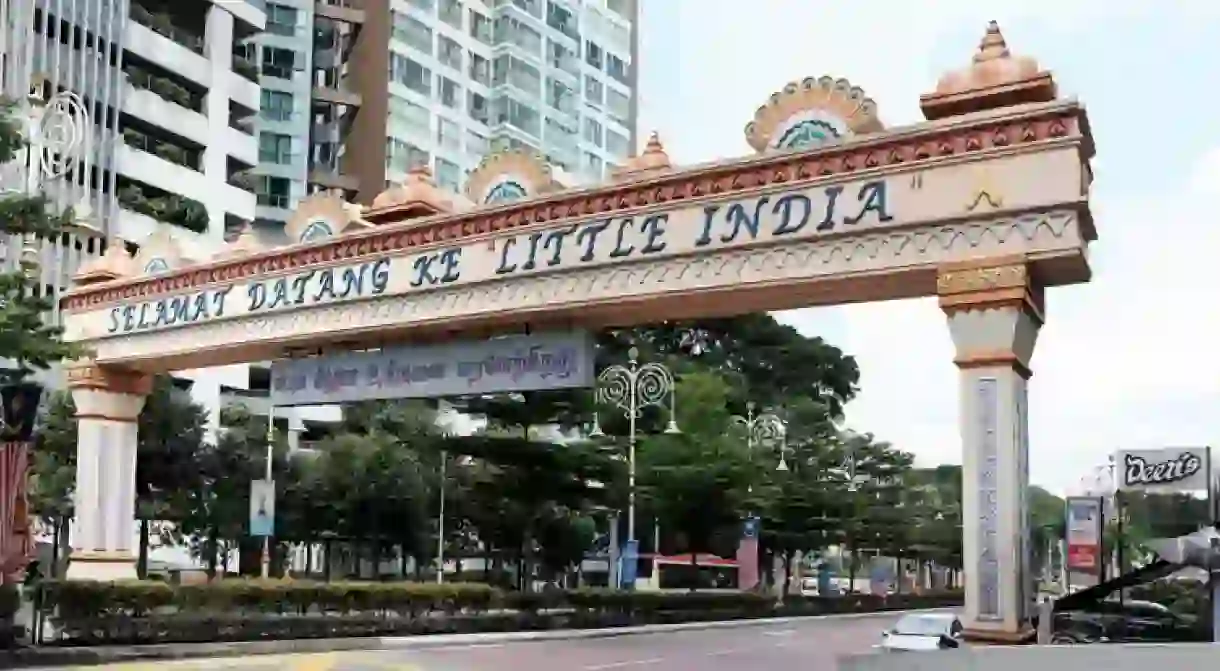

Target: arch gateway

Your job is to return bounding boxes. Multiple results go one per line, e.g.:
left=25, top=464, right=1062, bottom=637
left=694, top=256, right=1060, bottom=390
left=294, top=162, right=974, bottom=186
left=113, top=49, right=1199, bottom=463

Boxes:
left=57, top=24, right=1095, bottom=641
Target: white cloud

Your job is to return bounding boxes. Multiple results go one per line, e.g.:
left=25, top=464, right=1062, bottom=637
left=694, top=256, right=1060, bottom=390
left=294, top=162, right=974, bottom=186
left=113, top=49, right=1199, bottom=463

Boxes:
left=640, top=1, right=1220, bottom=495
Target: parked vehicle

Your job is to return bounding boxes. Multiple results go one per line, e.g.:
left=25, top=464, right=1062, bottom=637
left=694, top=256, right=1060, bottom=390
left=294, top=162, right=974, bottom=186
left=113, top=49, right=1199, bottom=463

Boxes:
left=876, top=612, right=964, bottom=652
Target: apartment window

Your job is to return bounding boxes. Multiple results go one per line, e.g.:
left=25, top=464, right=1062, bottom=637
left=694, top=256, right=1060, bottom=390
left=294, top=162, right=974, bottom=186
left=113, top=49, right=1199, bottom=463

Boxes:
left=582, top=117, right=603, bottom=147
left=492, top=96, right=540, bottom=137
left=466, top=129, right=489, bottom=158
left=440, top=0, right=463, bottom=28
left=467, top=91, right=489, bottom=124
left=392, top=11, right=433, bottom=56
left=469, top=9, right=492, bottom=44
left=547, top=39, right=578, bottom=76
left=584, top=75, right=604, bottom=105
left=387, top=138, right=430, bottom=173
left=261, top=47, right=298, bottom=79
left=605, top=129, right=629, bottom=159
left=390, top=53, right=432, bottom=95
left=389, top=94, right=431, bottom=134
left=265, top=3, right=298, bottom=36
left=584, top=152, right=604, bottom=178
left=606, top=0, right=630, bottom=19
left=437, top=118, right=461, bottom=150
left=493, top=15, right=542, bottom=55
left=434, top=157, right=462, bottom=192
left=406, top=0, right=434, bottom=10
left=585, top=41, right=603, bottom=69
left=469, top=54, right=490, bottom=86
left=546, top=78, right=575, bottom=116
left=256, top=176, right=291, bottom=209
left=545, top=1, right=578, bottom=41
left=607, top=54, right=629, bottom=85
left=493, top=55, right=541, bottom=95
left=259, top=132, right=294, bottom=164
left=438, top=36, right=463, bottom=71
left=260, top=90, right=294, bottom=121
left=606, top=87, right=630, bottom=125
left=438, top=76, right=462, bottom=109
left=511, top=0, right=542, bottom=17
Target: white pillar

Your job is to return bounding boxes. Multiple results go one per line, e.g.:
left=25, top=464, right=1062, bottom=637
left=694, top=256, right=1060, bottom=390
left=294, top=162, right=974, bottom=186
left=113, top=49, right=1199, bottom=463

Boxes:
left=939, top=260, right=1041, bottom=641
left=65, top=365, right=151, bottom=581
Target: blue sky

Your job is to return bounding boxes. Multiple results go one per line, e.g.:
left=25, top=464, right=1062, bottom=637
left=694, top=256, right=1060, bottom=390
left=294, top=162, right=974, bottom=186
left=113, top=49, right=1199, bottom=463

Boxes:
left=634, top=1, right=1220, bottom=495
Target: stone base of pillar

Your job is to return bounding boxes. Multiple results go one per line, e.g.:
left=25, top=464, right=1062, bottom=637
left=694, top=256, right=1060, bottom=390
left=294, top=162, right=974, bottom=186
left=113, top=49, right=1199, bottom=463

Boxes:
left=65, top=551, right=138, bottom=581
left=962, top=624, right=1035, bottom=645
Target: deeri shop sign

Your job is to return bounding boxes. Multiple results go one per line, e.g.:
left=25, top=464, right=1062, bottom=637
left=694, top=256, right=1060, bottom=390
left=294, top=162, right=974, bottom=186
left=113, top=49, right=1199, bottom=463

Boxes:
left=1116, top=447, right=1211, bottom=493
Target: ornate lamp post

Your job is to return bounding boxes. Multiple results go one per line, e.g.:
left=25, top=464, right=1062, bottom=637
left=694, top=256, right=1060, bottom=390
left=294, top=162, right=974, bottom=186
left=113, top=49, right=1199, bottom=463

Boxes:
left=589, top=346, right=678, bottom=588
left=729, top=401, right=788, bottom=473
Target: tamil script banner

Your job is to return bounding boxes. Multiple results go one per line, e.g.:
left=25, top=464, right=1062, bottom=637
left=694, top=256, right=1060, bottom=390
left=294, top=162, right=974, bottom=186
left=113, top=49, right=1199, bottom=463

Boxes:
left=1116, top=447, right=1211, bottom=493
left=269, top=331, right=595, bottom=405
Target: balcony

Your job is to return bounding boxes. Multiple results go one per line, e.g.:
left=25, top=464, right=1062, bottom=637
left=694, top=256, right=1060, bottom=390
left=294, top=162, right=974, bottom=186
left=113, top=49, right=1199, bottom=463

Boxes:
left=226, top=126, right=259, bottom=167
left=125, top=19, right=210, bottom=87
left=116, top=182, right=210, bottom=234
left=121, top=128, right=199, bottom=172
left=315, top=0, right=365, bottom=25
left=232, top=54, right=260, bottom=83
left=130, top=3, right=204, bottom=54
left=122, top=78, right=209, bottom=148
left=312, top=85, right=362, bottom=108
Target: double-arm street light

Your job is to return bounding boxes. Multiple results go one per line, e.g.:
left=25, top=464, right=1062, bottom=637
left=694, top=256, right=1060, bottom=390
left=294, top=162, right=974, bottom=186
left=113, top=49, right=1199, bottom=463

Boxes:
left=729, top=401, right=789, bottom=474
left=589, top=347, right=678, bottom=586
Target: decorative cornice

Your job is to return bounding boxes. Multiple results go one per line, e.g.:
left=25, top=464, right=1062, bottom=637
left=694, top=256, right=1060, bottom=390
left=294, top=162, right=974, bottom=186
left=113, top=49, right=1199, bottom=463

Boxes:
left=65, top=362, right=153, bottom=396
left=77, top=212, right=1084, bottom=364
left=61, top=102, right=1088, bottom=312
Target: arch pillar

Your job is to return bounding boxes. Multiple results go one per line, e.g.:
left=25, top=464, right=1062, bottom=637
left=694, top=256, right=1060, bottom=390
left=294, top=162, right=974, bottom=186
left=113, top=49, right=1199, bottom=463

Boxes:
left=939, top=257, right=1041, bottom=642
left=64, top=363, right=152, bottom=580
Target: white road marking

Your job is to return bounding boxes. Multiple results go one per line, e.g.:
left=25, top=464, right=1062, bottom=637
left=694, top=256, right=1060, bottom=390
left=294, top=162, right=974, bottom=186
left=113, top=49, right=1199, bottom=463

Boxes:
left=583, top=658, right=664, bottom=670
left=763, top=629, right=796, bottom=637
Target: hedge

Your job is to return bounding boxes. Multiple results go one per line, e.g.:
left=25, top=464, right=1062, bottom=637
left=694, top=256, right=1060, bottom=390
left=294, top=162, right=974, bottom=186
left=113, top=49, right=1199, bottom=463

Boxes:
left=35, top=579, right=963, bottom=646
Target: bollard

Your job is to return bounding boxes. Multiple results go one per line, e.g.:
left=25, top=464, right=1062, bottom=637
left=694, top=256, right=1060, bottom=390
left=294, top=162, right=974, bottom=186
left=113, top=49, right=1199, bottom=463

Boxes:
left=1037, top=594, right=1054, bottom=644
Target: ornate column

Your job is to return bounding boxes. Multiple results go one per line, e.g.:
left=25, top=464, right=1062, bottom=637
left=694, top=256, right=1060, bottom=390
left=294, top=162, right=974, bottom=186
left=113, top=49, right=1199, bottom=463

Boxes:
left=939, top=257, right=1041, bottom=641
left=64, top=363, right=151, bottom=580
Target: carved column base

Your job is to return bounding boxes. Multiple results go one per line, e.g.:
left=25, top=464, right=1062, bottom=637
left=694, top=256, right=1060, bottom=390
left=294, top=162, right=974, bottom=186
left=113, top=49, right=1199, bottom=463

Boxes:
left=65, top=550, right=138, bottom=581
left=962, top=625, right=1036, bottom=645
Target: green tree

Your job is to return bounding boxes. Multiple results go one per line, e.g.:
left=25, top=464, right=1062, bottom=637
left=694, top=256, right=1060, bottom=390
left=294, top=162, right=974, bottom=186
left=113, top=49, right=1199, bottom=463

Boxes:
left=0, top=102, right=83, bottom=384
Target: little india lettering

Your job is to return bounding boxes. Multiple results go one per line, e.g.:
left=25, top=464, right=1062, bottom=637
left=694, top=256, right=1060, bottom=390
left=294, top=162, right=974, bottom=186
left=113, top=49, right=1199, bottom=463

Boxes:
left=492, top=179, right=893, bottom=276
left=107, top=258, right=393, bottom=334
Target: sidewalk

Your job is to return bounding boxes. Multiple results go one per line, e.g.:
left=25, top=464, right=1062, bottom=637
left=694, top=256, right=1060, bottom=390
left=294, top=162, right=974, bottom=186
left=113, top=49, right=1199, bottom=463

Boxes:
left=0, top=608, right=943, bottom=669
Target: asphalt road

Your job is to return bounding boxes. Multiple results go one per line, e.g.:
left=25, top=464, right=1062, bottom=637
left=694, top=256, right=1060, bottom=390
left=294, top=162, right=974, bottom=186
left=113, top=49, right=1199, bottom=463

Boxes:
left=45, top=611, right=923, bottom=671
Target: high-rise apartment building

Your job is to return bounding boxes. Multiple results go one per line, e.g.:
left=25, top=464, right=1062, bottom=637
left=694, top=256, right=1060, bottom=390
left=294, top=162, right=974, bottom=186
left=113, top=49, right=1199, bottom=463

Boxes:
left=247, top=0, right=639, bottom=226
left=0, top=0, right=266, bottom=432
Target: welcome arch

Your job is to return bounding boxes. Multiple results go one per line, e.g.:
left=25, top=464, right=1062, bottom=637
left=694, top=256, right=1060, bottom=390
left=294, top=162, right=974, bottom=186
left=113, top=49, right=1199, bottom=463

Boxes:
left=58, top=24, right=1095, bottom=642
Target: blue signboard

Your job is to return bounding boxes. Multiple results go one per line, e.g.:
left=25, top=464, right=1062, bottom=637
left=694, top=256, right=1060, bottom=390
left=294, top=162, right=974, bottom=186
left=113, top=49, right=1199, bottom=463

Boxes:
left=250, top=479, right=275, bottom=537
left=619, top=540, right=639, bottom=589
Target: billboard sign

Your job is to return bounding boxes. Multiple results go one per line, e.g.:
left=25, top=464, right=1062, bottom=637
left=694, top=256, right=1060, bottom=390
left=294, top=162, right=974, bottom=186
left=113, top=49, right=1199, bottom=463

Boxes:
left=1065, top=496, right=1103, bottom=576
left=269, top=331, right=595, bottom=405
left=1116, top=447, right=1211, bottom=493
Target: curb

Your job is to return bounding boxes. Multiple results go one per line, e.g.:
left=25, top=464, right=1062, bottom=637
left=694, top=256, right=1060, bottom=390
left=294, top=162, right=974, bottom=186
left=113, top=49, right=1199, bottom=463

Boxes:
left=3, top=607, right=951, bottom=668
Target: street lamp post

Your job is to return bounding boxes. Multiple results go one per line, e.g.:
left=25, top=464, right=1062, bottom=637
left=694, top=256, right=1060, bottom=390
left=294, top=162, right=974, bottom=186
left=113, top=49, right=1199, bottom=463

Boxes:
left=436, top=448, right=447, bottom=584
left=729, top=402, right=788, bottom=475
left=589, top=346, right=678, bottom=589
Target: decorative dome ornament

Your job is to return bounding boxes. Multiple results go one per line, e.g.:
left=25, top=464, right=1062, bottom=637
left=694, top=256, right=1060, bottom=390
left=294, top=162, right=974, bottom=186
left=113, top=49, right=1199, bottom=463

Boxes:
left=133, top=227, right=193, bottom=276
left=744, top=76, right=883, bottom=153
left=611, top=131, right=673, bottom=182
left=214, top=224, right=265, bottom=259
left=285, top=191, right=363, bottom=244
left=371, top=164, right=472, bottom=216
left=464, top=149, right=557, bottom=206
left=920, top=21, right=1057, bottom=121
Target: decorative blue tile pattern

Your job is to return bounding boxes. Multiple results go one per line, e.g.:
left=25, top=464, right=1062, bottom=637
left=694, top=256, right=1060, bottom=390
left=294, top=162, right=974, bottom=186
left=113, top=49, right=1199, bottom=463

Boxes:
left=976, top=377, right=1001, bottom=621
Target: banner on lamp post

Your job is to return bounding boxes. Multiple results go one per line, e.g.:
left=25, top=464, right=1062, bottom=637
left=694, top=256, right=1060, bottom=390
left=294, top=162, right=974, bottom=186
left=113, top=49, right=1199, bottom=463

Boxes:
left=1065, top=496, right=1103, bottom=581
left=250, top=479, right=275, bottom=538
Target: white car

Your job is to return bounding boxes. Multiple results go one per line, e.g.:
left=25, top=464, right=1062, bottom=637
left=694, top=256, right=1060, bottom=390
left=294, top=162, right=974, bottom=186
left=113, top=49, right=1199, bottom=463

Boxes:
left=877, top=612, right=964, bottom=652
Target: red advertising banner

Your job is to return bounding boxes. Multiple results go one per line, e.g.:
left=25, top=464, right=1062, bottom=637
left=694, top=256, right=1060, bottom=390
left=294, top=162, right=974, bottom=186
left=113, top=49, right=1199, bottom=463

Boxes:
left=1065, top=496, right=1103, bottom=575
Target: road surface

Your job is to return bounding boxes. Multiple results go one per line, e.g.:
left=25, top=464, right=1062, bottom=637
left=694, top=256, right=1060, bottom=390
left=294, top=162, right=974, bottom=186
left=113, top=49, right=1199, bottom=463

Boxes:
left=41, top=611, right=921, bottom=671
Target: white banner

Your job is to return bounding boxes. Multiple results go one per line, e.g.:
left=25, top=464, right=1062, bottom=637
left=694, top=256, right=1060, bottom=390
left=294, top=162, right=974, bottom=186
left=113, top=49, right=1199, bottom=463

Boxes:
left=250, top=479, right=276, bottom=537
left=1116, top=447, right=1211, bottom=493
